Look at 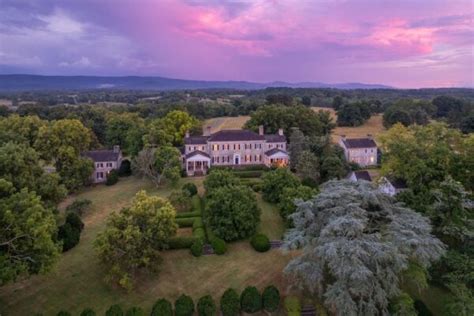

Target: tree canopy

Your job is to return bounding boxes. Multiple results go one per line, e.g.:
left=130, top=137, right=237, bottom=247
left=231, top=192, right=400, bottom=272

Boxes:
left=284, top=180, right=445, bottom=316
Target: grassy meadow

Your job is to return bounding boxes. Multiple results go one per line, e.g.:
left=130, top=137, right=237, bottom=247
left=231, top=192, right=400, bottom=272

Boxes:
left=0, top=176, right=292, bottom=316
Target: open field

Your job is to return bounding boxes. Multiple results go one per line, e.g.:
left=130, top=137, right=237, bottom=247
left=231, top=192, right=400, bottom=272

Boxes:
left=204, top=116, right=250, bottom=133
left=204, top=108, right=385, bottom=143
left=312, top=107, right=385, bottom=143
left=0, top=177, right=293, bottom=316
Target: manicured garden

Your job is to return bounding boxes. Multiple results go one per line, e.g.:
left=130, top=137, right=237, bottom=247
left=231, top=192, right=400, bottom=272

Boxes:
left=0, top=176, right=292, bottom=315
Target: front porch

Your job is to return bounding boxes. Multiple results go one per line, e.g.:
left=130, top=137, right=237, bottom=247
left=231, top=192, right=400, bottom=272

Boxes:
left=185, top=150, right=211, bottom=176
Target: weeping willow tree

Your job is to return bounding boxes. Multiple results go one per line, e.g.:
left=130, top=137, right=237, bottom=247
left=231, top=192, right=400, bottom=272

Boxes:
left=284, top=180, right=445, bottom=316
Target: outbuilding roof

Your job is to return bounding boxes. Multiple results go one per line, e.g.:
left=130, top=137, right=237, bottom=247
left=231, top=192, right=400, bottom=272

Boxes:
left=264, top=148, right=288, bottom=157
left=342, top=138, right=377, bottom=149
left=83, top=150, right=120, bottom=162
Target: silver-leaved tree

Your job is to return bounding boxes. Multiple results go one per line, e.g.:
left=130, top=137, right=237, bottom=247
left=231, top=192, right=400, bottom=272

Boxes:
left=284, top=180, right=445, bottom=316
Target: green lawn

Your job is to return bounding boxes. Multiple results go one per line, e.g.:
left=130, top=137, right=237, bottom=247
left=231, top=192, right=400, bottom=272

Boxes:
left=256, top=194, right=286, bottom=240
left=0, top=176, right=292, bottom=316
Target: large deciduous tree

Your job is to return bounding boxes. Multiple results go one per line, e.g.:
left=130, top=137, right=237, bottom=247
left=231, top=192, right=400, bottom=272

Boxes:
left=133, top=146, right=182, bottom=186
left=105, top=112, right=145, bottom=155
left=205, top=185, right=260, bottom=241
left=0, top=180, right=61, bottom=285
left=261, top=168, right=300, bottom=203
left=284, top=180, right=445, bottom=316
left=94, top=190, right=178, bottom=290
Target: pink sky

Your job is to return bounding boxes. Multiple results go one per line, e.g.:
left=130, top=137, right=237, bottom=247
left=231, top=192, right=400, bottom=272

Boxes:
left=0, top=0, right=472, bottom=88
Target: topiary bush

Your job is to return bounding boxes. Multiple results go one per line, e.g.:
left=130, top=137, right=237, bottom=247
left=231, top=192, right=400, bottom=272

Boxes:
left=190, top=239, right=204, bottom=257
left=262, top=286, right=280, bottom=312
left=168, top=236, right=198, bottom=249
left=220, top=288, right=240, bottom=316
left=105, top=304, right=124, bottom=316
left=197, top=295, right=217, bottom=316
left=151, top=298, right=173, bottom=316
left=125, top=307, right=144, bottom=316
left=65, top=212, right=84, bottom=231
left=57, top=223, right=80, bottom=252
left=250, top=234, right=271, bottom=252
left=57, top=311, right=71, bottom=316
left=176, top=217, right=199, bottom=227
left=284, top=296, right=301, bottom=316
left=106, top=169, right=119, bottom=186
left=175, top=294, right=195, bottom=316
left=182, top=183, right=198, bottom=196
left=240, top=286, right=262, bottom=313
left=118, top=159, right=132, bottom=177
left=80, top=308, right=96, bottom=316
left=192, top=227, right=206, bottom=241
left=210, top=237, right=227, bottom=255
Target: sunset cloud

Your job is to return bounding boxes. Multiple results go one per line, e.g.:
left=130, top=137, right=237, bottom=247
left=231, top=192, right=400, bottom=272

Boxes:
left=0, top=0, right=472, bottom=87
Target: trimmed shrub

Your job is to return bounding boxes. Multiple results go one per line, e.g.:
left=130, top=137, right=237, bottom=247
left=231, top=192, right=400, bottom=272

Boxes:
left=197, top=295, right=217, bottom=316
left=65, top=198, right=91, bottom=216
left=125, top=307, right=144, bottom=316
left=250, top=234, right=271, bottom=252
left=175, top=211, right=201, bottom=218
left=168, top=237, right=197, bottom=249
left=190, top=239, right=204, bottom=257
left=210, top=237, right=227, bottom=255
left=106, top=169, right=119, bottom=186
left=65, top=212, right=84, bottom=231
left=182, top=183, right=198, bottom=196
left=118, top=159, right=132, bottom=176
left=80, top=308, right=96, bottom=316
left=193, top=227, right=206, bottom=241
left=151, top=298, right=173, bottom=316
left=220, top=288, right=240, bottom=316
left=284, top=296, right=301, bottom=316
left=175, top=294, right=195, bottom=316
left=176, top=217, right=199, bottom=228
left=193, top=217, right=204, bottom=229
left=105, top=304, right=124, bottom=316
left=240, top=286, right=262, bottom=313
left=57, top=223, right=80, bottom=252
left=233, top=170, right=263, bottom=178
left=262, top=286, right=280, bottom=312
left=57, top=312, right=71, bottom=316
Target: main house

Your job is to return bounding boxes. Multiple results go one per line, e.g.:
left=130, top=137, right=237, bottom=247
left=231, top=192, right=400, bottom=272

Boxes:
left=83, top=145, right=123, bottom=183
left=339, top=135, right=378, bottom=167
left=183, top=126, right=289, bottom=176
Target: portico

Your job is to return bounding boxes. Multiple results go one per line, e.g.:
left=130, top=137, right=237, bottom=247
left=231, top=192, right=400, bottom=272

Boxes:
left=185, top=151, right=211, bottom=176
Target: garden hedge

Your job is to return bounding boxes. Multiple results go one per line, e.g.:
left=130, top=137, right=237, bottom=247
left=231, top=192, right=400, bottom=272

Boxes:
left=262, top=286, right=280, bottom=312
left=240, top=286, right=262, bottom=313
left=168, top=237, right=198, bottom=249
left=192, top=227, right=206, bottom=240
left=284, top=296, right=301, bottom=316
left=197, top=295, right=217, bottom=316
left=190, top=239, right=204, bottom=257
left=220, top=288, right=240, bottom=316
left=210, top=237, right=227, bottom=255
left=105, top=304, right=124, bottom=316
left=176, top=217, right=200, bottom=227
left=125, top=307, right=144, bottom=316
left=175, top=211, right=201, bottom=219
left=175, top=295, right=195, bottom=316
left=182, top=183, right=198, bottom=196
left=106, top=169, right=119, bottom=186
left=80, top=308, right=96, bottom=316
left=151, top=298, right=173, bottom=316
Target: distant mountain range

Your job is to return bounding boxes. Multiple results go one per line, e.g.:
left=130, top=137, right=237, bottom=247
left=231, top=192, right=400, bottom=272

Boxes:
left=0, top=74, right=393, bottom=91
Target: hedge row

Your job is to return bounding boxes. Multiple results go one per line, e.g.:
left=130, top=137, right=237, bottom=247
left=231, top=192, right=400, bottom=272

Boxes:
left=175, top=211, right=201, bottom=219
left=176, top=217, right=200, bottom=228
left=55, top=285, right=280, bottom=316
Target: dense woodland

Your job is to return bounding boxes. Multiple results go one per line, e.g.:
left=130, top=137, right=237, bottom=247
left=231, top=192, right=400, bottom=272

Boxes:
left=0, top=87, right=473, bottom=316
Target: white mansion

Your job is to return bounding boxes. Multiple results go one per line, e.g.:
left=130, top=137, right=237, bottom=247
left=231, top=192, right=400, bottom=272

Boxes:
left=183, top=126, right=289, bottom=176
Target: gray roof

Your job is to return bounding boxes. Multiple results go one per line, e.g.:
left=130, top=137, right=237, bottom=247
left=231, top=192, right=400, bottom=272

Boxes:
left=83, top=150, right=120, bottom=162
left=342, top=138, right=377, bottom=149
left=184, top=136, right=209, bottom=145
left=185, top=150, right=210, bottom=159
left=265, top=134, right=286, bottom=143
left=354, top=170, right=372, bottom=182
left=208, top=129, right=265, bottom=142
left=264, top=148, right=288, bottom=156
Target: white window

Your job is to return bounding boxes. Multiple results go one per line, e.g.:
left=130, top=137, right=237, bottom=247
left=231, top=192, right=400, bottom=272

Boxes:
left=97, top=172, right=104, bottom=179
left=106, top=162, right=113, bottom=168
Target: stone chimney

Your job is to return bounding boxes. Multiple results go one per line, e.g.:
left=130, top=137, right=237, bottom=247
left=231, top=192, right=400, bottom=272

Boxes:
left=203, top=126, right=212, bottom=136
left=185, top=130, right=190, bottom=138
left=113, top=145, right=120, bottom=153
left=278, top=128, right=284, bottom=136
left=259, top=125, right=264, bottom=136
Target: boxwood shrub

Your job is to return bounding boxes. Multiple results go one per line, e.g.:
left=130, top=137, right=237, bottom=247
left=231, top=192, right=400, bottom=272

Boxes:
left=80, top=308, right=96, bottom=316
left=197, top=295, right=216, bottom=316
left=56, top=311, right=71, bottom=316
left=240, top=286, right=262, bottom=313
left=182, top=183, right=198, bottom=196
left=106, top=169, right=119, bottom=186
left=220, top=288, right=240, bottom=316
left=176, top=217, right=199, bottom=227
left=65, top=212, right=84, bottom=232
left=125, top=307, right=144, bottom=316
left=175, top=294, right=195, bottom=316
left=168, top=237, right=197, bottom=249
left=193, top=217, right=204, bottom=229
left=284, top=296, right=301, bottom=316
left=210, top=237, right=227, bottom=255
left=192, top=227, right=206, bottom=241
left=57, top=223, right=80, bottom=252
left=151, top=298, right=173, bottom=316
left=250, top=234, right=271, bottom=252
left=190, top=239, right=204, bottom=257
left=105, top=304, right=124, bottom=316
left=262, top=286, right=280, bottom=312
